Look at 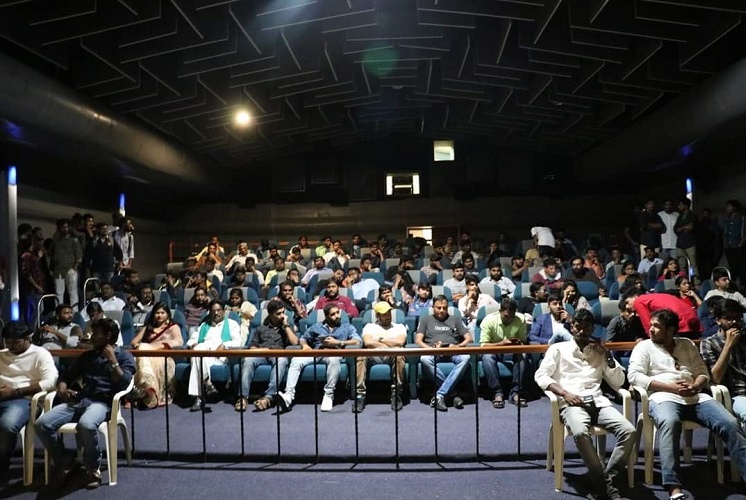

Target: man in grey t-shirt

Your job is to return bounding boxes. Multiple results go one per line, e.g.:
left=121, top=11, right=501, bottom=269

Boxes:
left=416, top=295, right=472, bottom=411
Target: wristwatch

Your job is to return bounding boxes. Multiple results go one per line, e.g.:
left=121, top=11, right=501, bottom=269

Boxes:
left=109, top=362, right=120, bottom=371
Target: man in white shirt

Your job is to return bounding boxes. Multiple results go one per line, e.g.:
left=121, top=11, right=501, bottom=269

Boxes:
left=443, top=262, right=467, bottom=304
left=84, top=282, right=126, bottom=321
left=353, top=302, right=407, bottom=413
left=186, top=300, right=242, bottom=412
left=0, top=322, right=58, bottom=477
left=704, top=268, right=746, bottom=309
left=458, top=275, right=498, bottom=333
left=628, top=309, right=746, bottom=499
left=535, top=309, right=635, bottom=500
left=531, top=226, right=555, bottom=257
left=112, top=217, right=135, bottom=271
left=345, top=267, right=379, bottom=310
left=658, top=200, right=679, bottom=260
left=225, top=241, right=258, bottom=274
left=637, top=247, right=664, bottom=275
left=480, top=263, right=516, bottom=298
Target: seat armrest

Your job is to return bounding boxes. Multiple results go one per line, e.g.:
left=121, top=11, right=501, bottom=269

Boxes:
left=29, top=391, right=47, bottom=422
left=630, top=385, right=649, bottom=417
left=618, top=388, right=632, bottom=422
left=545, top=391, right=563, bottom=432
left=110, top=379, right=135, bottom=418
left=711, top=384, right=732, bottom=413
left=44, top=391, right=58, bottom=412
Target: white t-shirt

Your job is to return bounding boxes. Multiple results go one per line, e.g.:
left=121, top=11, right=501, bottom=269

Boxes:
left=362, top=322, right=407, bottom=345
left=531, top=227, right=555, bottom=247
left=658, top=211, right=680, bottom=249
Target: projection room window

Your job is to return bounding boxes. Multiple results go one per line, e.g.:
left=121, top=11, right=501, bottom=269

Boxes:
left=433, top=140, right=454, bottom=161
left=385, top=173, right=420, bottom=197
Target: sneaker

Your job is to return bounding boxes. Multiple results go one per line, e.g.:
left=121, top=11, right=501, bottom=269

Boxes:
left=430, top=397, right=436, bottom=408
left=85, top=468, right=102, bottom=489
left=320, top=394, right=334, bottom=412
left=274, top=392, right=292, bottom=413
left=434, top=395, right=447, bottom=412
left=190, top=397, right=203, bottom=412
left=352, top=396, right=366, bottom=413
left=204, top=383, right=219, bottom=401
left=453, top=396, right=464, bottom=409
left=390, top=390, right=403, bottom=411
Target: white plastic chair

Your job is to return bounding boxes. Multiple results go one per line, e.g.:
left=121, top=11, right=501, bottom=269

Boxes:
left=545, top=390, right=635, bottom=492
left=710, top=384, right=742, bottom=482
left=632, top=385, right=726, bottom=485
left=44, top=379, right=134, bottom=486
left=19, top=390, right=47, bottom=486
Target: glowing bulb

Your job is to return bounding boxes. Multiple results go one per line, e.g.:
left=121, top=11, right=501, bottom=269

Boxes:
left=235, top=110, right=251, bottom=126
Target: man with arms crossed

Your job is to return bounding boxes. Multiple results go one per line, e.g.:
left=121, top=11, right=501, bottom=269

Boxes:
left=353, top=302, right=407, bottom=413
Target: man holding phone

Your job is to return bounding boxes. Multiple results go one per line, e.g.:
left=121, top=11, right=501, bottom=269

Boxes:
left=480, top=298, right=531, bottom=408
left=535, top=309, right=635, bottom=500
left=35, top=318, right=135, bottom=489
left=416, top=295, right=472, bottom=411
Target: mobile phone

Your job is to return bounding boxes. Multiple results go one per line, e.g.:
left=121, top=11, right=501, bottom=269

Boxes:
left=440, top=343, right=451, bottom=348
left=581, top=395, right=594, bottom=404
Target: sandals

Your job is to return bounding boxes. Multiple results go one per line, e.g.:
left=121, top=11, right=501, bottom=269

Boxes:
left=234, top=397, right=249, bottom=412
left=510, top=395, right=528, bottom=407
left=492, top=396, right=505, bottom=409
left=253, top=396, right=273, bottom=412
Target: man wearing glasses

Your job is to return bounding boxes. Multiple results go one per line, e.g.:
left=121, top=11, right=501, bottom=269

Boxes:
left=701, top=299, right=746, bottom=423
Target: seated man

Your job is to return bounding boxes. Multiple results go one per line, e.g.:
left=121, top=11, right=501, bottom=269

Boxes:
left=301, top=256, right=333, bottom=289
left=236, top=300, right=298, bottom=413
left=324, top=240, right=349, bottom=270
left=224, top=241, right=258, bottom=274
left=531, top=258, right=564, bottom=291
left=458, top=274, right=498, bottom=333
left=700, top=299, right=746, bottom=422
left=186, top=300, right=242, bottom=412
left=584, top=247, right=606, bottom=280
left=606, top=295, right=645, bottom=342
left=637, top=247, right=664, bottom=275
left=628, top=309, right=746, bottom=500
left=116, top=268, right=141, bottom=300
left=35, top=318, right=134, bottom=489
left=416, top=295, right=472, bottom=411
left=517, top=282, right=548, bottom=319
left=203, top=257, right=223, bottom=284
left=704, top=267, right=746, bottom=309
left=443, top=261, right=467, bottom=304
left=480, top=263, right=516, bottom=298
left=0, top=322, right=57, bottom=480
left=344, top=267, right=379, bottom=311
left=128, top=283, right=155, bottom=328
left=480, top=298, right=530, bottom=408
left=567, top=256, right=601, bottom=286
left=37, top=304, right=82, bottom=350
left=420, top=253, right=444, bottom=285
left=269, top=280, right=308, bottom=325
left=511, top=255, right=529, bottom=280
left=528, top=294, right=571, bottom=344
left=264, top=256, right=286, bottom=290
left=315, top=280, right=359, bottom=318
left=353, top=302, right=407, bottom=413
left=535, top=309, right=636, bottom=500
left=276, top=304, right=361, bottom=412
left=84, top=282, right=126, bottom=320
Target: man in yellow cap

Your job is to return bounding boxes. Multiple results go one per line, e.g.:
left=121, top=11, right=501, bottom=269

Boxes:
left=353, top=301, right=408, bottom=413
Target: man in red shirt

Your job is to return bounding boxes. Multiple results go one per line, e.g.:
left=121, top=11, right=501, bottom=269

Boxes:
left=315, top=280, right=359, bottom=318
left=623, top=289, right=701, bottom=339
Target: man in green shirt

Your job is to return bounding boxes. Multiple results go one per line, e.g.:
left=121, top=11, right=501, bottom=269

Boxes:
left=480, top=298, right=530, bottom=408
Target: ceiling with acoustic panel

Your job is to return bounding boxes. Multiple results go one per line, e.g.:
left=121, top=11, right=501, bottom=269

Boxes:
left=1, top=0, right=744, bottom=165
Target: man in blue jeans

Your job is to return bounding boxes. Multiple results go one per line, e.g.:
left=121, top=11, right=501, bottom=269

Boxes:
left=35, top=318, right=134, bottom=489
left=629, top=308, right=746, bottom=500
left=235, top=300, right=298, bottom=412
left=0, top=322, right=57, bottom=481
left=416, top=295, right=472, bottom=411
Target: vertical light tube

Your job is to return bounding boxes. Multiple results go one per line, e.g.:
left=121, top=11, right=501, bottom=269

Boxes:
left=119, top=192, right=126, bottom=217
left=8, top=166, right=19, bottom=321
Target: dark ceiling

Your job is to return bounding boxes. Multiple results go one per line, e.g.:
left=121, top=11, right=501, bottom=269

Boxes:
left=0, top=0, right=745, bottom=207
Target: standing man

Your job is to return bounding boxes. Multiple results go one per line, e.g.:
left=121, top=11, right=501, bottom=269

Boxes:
left=52, top=219, right=82, bottom=312
left=480, top=298, right=530, bottom=408
left=35, top=318, right=134, bottom=489
left=535, top=309, right=636, bottom=500
left=658, top=200, right=680, bottom=260
left=112, top=217, right=135, bottom=273
left=0, top=322, right=57, bottom=480
left=88, top=223, right=116, bottom=284
left=353, top=302, right=407, bottom=413
left=628, top=309, right=746, bottom=500
left=531, top=226, right=555, bottom=257
left=674, top=198, right=698, bottom=278
left=723, top=200, right=746, bottom=286
left=639, top=200, right=664, bottom=258
left=276, top=304, right=361, bottom=413
left=235, top=300, right=298, bottom=412
left=416, top=295, right=472, bottom=411
left=186, top=300, right=242, bottom=412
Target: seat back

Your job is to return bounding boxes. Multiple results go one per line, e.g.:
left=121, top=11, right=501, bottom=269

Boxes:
left=592, top=300, right=620, bottom=326
left=513, top=282, right=532, bottom=299
left=478, top=283, right=498, bottom=298
left=576, top=281, right=599, bottom=302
